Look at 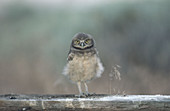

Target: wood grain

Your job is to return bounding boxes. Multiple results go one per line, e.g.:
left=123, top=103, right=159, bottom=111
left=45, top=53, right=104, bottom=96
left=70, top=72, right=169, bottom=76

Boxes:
left=0, top=94, right=170, bottom=111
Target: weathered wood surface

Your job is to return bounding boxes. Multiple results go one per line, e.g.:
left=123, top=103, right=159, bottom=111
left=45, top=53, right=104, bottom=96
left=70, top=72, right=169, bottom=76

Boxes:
left=0, top=94, right=170, bottom=111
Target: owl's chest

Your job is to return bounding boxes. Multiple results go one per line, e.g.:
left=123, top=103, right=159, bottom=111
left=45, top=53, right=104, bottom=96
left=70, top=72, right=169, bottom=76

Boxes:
left=68, top=54, right=97, bottom=74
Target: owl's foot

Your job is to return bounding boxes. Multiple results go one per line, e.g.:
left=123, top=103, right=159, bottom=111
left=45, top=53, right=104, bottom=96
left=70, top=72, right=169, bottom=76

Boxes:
left=84, top=92, right=96, bottom=96
left=75, top=93, right=86, bottom=98
left=75, top=92, right=96, bottom=97
left=75, top=92, right=91, bottom=97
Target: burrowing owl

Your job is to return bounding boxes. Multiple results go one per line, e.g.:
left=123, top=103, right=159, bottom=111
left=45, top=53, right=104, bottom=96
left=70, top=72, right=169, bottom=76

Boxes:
left=63, top=32, right=104, bottom=96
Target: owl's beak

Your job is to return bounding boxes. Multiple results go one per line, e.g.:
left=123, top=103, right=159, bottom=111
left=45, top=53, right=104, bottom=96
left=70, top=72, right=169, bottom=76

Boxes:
left=80, top=42, right=85, bottom=47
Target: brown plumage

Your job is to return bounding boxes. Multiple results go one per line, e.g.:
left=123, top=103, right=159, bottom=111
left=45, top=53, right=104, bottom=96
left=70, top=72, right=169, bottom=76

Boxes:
left=63, top=32, right=104, bottom=95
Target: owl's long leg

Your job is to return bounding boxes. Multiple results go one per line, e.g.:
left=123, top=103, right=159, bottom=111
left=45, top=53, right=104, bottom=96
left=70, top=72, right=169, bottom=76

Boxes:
left=77, top=82, right=83, bottom=95
left=84, top=82, right=89, bottom=95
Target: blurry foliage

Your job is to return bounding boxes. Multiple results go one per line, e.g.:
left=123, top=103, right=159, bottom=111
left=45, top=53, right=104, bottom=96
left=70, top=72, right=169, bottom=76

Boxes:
left=0, top=1, right=170, bottom=94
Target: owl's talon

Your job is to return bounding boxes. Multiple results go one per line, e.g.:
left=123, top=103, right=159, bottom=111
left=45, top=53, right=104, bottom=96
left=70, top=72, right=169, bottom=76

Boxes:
left=75, top=93, right=90, bottom=97
left=84, top=92, right=96, bottom=96
left=75, top=94, right=86, bottom=98
left=82, top=93, right=88, bottom=97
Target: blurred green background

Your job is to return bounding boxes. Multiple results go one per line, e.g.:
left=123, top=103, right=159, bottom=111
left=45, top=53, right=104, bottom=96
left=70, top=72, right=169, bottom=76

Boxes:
left=0, top=0, right=170, bottom=95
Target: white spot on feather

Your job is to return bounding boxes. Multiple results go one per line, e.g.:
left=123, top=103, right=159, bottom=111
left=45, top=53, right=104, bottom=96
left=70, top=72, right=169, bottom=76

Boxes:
left=96, top=58, right=104, bottom=78
left=62, top=64, right=69, bottom=76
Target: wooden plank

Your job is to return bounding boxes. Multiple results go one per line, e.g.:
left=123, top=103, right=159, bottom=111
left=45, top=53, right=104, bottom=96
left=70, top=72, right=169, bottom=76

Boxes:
left=0, top=94, right=170, bottom=111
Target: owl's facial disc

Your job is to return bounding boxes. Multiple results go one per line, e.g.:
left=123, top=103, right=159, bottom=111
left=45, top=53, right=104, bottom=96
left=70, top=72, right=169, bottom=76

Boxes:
left=72, top=39, right=93, bottom=50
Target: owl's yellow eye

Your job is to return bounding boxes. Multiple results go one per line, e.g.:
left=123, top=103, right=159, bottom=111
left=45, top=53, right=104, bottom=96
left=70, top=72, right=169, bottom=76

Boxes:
left=85, top=39, right=91, bottom=44
left=74, top=40, right=80, bottom=44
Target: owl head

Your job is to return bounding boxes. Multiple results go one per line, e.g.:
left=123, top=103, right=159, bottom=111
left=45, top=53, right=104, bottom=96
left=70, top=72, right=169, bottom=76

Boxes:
left=71, top=32, right=95, bottom=50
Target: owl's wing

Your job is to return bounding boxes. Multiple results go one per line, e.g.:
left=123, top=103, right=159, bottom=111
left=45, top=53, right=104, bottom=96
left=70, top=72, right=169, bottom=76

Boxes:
left=67, top=52, right=74, bottom=61
left=94, top=48, right=99, bottom=57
